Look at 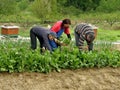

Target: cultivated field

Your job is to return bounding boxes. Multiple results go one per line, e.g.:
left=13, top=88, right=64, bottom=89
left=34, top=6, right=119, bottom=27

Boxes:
left=0, top=67, right=120, bottom=90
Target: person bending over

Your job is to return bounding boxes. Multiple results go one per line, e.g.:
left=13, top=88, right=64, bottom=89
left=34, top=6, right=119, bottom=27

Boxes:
left=74, top=23, right=95, bottom=51
left=30, top=26, right=66, bottom=53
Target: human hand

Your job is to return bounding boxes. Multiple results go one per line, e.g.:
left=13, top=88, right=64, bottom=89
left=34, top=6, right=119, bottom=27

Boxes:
left=42, top=47, right=46, bottom=52
left=61, top=43, right=68, bottom=46
left=79, top=46, right=88, bottom=51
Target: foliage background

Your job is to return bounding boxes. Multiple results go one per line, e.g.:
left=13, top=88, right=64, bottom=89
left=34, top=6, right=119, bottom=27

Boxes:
left=0, top=0, right=120, bottom=22
left=0, top=0, right=120, bottom=40
left=0, top=0, right=120, bottom=73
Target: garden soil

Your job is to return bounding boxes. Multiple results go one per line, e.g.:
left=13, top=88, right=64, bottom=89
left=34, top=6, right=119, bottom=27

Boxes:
left=0, top=67, right=120, bottom=90
left=0, top=41, right=120, bottom=90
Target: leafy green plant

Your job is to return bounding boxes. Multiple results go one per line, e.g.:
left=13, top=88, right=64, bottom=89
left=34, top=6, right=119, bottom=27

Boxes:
left=0, top=39, right=120, bottom=73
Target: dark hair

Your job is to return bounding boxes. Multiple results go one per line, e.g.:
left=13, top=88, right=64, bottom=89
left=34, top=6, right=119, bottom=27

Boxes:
left=86, top=32, right=95, bottom=42
left=61, top=19, right=71, bottom=27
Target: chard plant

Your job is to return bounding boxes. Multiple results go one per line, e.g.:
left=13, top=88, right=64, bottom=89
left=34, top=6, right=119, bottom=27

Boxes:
left=0, top=39, right=120, bottom=73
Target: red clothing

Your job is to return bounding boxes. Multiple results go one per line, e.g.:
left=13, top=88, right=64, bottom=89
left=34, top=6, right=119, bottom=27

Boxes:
left=50, top=21, right=70, bottom=35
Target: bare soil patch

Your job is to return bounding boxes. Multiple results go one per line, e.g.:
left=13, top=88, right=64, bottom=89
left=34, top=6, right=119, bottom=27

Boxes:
left=0, top=67, right=120, bottom=90
left=113, top=43, right=120, bottom=50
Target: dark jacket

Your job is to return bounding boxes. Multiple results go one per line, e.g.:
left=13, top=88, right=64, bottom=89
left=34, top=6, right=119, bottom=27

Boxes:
left=31, top=26, right=52, bottom=52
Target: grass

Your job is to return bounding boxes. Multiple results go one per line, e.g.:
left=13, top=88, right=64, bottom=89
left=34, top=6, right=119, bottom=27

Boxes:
left=0, top=11, right=120, bottom=42
left=18, top=26, right=120, bottom=42
left=1, top=23, right=120, bottom=42
left=97, top=29, right=120, bottom=41
left=19, top=27, right=30, bottom=37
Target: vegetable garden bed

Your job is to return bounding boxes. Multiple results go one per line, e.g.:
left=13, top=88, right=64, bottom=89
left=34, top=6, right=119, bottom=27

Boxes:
left=0, top=39, right=120, bottom=73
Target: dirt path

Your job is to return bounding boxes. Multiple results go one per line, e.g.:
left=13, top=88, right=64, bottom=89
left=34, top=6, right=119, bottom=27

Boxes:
left=0, top=67, right=120, bottom=90
left=113, top=43, right=120, bottom=51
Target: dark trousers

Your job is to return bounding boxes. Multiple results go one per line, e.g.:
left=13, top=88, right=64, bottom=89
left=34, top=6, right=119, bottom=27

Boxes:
left=30, top=29, right=37, bottom=50
left=30, top=29, right=44, bottom=53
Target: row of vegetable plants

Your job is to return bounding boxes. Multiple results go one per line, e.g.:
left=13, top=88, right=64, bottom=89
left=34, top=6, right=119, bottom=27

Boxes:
left=0, top=39, right=120, bottom=73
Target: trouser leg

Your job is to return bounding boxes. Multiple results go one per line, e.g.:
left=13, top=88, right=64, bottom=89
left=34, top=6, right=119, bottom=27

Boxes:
left=30, top=29, right=37, bottom=50
left=38, top=37, right=44, bottom=53
left=74, top=31, right=80, bottom=46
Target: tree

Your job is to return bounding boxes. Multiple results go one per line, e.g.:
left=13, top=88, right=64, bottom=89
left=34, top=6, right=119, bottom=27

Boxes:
left=17, top=0, right=30, bottom=11
left=31, top=0, right=57, bottom=21
left=0, top=0, right=17, bottom=15
left=96, top=0, right=120, bottom=13
left=65, top=0, right=101, bottom=11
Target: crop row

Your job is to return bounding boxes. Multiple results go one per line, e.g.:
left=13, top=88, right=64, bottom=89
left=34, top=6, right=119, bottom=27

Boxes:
left=0, top=40, right=120, bottom=73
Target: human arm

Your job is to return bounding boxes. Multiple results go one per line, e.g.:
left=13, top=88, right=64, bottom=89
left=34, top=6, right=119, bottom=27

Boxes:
left=54, top=38, right=67, bottom=46
left=77, top=38, right=94, bottom=51
left=74, top=31, right=85, bottom=51
left=87, top=42, right=93, bottom=51
left=64, top=27, right=71, bottom=40
left=67, top=34, right=71, bottom=40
